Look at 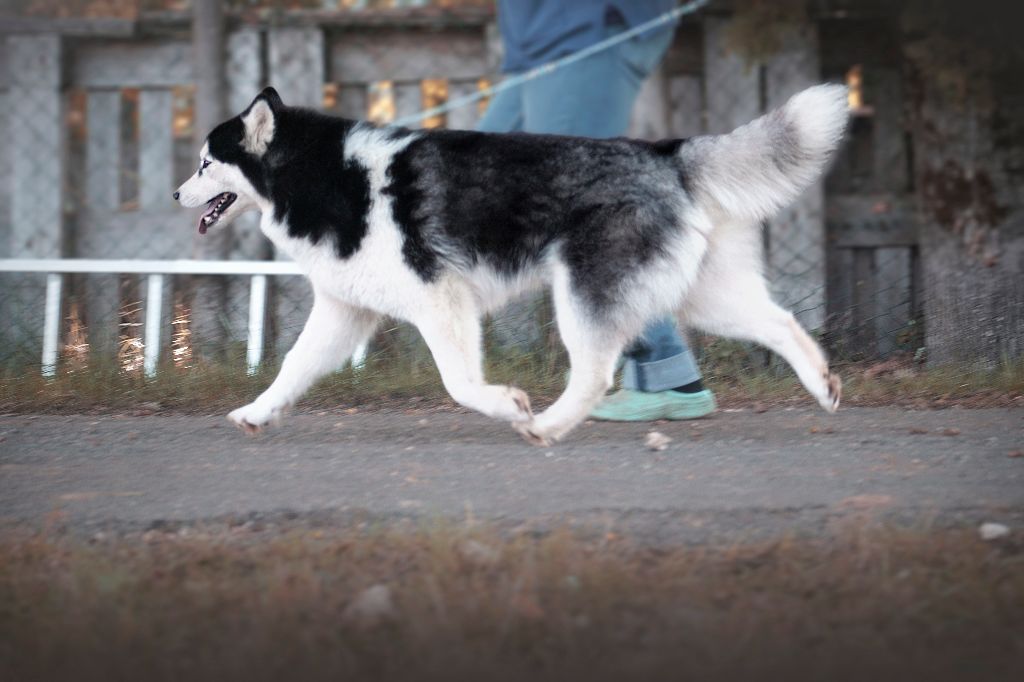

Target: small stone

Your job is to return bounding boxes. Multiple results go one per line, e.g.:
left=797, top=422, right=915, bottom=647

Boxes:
left=979, top=522, right=1010, bottom=541
left=644, top=431, right=672, bottom=451
left=342, top=585, right=396, bottom=626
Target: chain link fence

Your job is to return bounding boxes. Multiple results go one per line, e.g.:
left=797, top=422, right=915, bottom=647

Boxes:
left=1, top=0, right=1021, bottom=409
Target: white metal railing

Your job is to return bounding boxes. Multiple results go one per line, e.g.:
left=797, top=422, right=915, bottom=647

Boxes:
left=0, top=258, right=304, bottom=377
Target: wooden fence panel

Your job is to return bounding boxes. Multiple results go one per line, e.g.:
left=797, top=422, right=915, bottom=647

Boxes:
left=70, top=40, right=192, bottom=88
left=7, top=34, right=63, bottom=351
left=138, top=88, right=177, bottom=365
left=9, top=34, right=63, bottom=258
left=394, top=81, right=422, bottom=126
left=628, top=63, right=672, bottom=140
left=336, top=85, right=368, bottom=119
left=83, top=89, right=123, bottom=351
left=0, top=88, right=8, bottom=259
left=702, top=17, right=759, bottom=135
left=873, top=246, right=913, bottom=356
left=138, top=89, right=174, bottom=212
left=269, top=28, right=324, bottom=108
left=826, top=196, right=918, bottom=358
left=329, top=29, right=488, bottom=83
left=667, top=74, right=703, bottom=138
left=0, top=39, right=9, bottom=259
left=84, top=90, right=121, bottom=214
left=446, top=79, right=480, bottom=130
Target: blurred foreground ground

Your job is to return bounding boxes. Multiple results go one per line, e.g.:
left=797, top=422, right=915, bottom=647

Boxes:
left=2, top=407, right=1023, bottom=681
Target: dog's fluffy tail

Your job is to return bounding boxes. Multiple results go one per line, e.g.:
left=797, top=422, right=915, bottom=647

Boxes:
left=678, top=84, right=849, bottom=223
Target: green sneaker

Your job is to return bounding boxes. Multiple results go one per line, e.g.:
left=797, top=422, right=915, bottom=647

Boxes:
left=589, top=389, right=669, bottom=421
left=590, top=388, right=716, bottom=422
left=663, top=388, right=716, bottom=420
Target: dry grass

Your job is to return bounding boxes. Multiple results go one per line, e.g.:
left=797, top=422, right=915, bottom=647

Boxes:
left=3, top=348, right=1021, bottom=415
left=706, top=356, right=1024, bottom=410
left=1, top=521, right=1023, bottom=681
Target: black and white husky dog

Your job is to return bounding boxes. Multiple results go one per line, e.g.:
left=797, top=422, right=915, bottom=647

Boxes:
left=175, top=84, right=848, bottom=446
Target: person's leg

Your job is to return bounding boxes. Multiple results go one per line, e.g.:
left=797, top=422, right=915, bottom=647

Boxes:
left=519, top=23, right=667, bottom=136
left=621, top=318, right=700, bottom=391
left=476, top=80, right=525, bottom=133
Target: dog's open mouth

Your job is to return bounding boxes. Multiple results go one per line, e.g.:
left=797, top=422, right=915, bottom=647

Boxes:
left=198, top=192, right=237, bottom=234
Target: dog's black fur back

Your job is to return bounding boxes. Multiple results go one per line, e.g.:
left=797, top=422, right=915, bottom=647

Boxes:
left=384, top=131, right=691, bottom=294
left=383, top=130, right=691, bottom=313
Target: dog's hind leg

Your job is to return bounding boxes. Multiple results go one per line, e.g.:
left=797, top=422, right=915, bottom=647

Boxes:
left=228, top=291, right=380, bottom=433
left=683, top=263, right=840, bottom=413
left=414, top=284, right=533, bottom=424
left=515, top=276, right=627, bottom=447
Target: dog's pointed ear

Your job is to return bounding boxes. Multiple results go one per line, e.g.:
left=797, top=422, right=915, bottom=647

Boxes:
left=241, top=87, right=282, bottom=155
left=258, top=86, right=284, bottom=109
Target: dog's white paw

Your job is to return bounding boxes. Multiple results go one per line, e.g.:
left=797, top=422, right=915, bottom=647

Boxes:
left=227, top=402, right=283, bottom=435
left=816, top=370, right=841, bottom=413
left=514, top=421, right=554, bottom=447
left=478, top=385, right=533, bottom=423
left=502, top=386, right=534, bottom=423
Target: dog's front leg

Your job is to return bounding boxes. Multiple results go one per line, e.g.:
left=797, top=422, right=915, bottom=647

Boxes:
left=414, top=293, right=534, bottom=425
left=228, top=293, right=379, bottom=434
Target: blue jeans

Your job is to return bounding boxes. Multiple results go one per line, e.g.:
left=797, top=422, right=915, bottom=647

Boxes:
left=478, top=22, right=701, bottom=393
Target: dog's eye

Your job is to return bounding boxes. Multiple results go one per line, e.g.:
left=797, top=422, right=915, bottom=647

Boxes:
left=201, top=159, right=212, bottom=169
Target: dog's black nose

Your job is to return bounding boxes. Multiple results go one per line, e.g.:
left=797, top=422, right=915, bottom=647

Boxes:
left=172, top=191, right=180, bottom=201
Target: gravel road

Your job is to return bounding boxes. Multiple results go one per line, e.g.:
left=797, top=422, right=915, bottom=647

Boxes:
left=2, top=407, right=1021, bottom=541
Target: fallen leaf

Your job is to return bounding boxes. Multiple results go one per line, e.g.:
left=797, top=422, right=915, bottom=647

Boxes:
left=909, top=427, right=929, bottom=435
left=941, top=428, right=961, bottom=437
left=1008, top=450, right=1023, bottom=459
left=644, top=431, right=672, bottom=451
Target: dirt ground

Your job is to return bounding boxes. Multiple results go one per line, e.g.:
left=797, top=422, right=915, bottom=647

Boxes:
left=2, top=406, right=1021, bottom=541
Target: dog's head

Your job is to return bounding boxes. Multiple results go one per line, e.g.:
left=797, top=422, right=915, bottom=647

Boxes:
left=174, top=87, right=283, bottom=234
